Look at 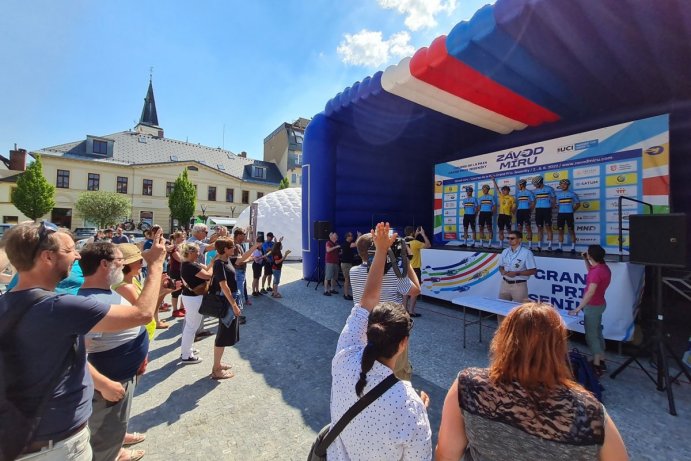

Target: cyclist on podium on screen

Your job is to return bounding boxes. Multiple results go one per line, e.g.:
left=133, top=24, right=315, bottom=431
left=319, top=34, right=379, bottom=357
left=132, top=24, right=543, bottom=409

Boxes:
left=460, top=186, right=479, bottom=248
left=515, top=179, right=535, bottom=249
left=492, top=177, right=516, bottom=249
left=555, top=179, right=581, bottom=253
left=532, top=175, right=556, bottom=252
left=477, top=184, right=498, bottom=249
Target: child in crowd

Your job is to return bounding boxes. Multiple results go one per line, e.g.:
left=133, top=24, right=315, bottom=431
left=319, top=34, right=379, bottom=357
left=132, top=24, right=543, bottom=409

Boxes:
left=270, top=242, right=290, bottom=298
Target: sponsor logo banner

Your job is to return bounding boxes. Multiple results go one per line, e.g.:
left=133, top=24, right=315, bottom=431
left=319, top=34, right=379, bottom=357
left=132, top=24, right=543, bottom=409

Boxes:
left=605, top=173, right=638, bottom=186
left=605, top=185, right=638, bottom=198
left=605, top=198, right=638, bottom=210
left=443, top=209, right=457, bottom=216
left=443, top=201, right=456, bottom=209
left=576, top=189, right=599, bottom=201
left=606, top=210, right=634, bottom=222
left=575, top=224, right=601, bottom=233
left=575, top=212, right=600, bottom=222
left=444, top=217, right=456, bottom=224
left=606, top=161, right=637, bottom=173
left=573, top=166, right=601, bottom=178
left=574, top=177, right=601, bottom=189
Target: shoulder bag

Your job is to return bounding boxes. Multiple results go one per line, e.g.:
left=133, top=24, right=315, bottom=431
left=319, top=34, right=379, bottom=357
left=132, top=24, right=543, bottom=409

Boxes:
left=307, top=374, right=398, bottom=461
left=198, top=260, right=228, bottom=318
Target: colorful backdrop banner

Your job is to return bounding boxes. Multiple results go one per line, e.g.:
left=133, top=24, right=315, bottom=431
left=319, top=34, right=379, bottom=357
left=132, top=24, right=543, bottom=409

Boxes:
left=434, top=114, right=670, bottom=254
left=421, top=249, right=645, bottom=341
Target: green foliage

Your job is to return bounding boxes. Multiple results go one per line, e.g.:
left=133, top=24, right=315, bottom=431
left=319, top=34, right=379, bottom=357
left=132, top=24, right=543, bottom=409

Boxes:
left=279, top=177, right=290, bottom=190
left=168, top=169, right=196, bottom=227
left=11, top=155, right=55, bottom=221
left=75, top=192, right=131, bottom=228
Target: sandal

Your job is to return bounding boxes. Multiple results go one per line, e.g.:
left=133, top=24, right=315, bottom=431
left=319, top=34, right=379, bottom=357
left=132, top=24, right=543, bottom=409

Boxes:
left=123, top=432, right=146, bottom=446
left=155, top=322, right=169, bottom=329
left=117, top=448, right=145, bottom=461
left=220, top=363, right=233, bottom=370
left=211, top=369, right=235, bottom=380
left=272, top=293, right=283, bottom=298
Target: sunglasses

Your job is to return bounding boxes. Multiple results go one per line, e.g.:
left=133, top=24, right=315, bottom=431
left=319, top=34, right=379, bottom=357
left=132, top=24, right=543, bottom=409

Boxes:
left=31, top=221, right=59, bottom=260
left=508, top=237, right=518, bottom=240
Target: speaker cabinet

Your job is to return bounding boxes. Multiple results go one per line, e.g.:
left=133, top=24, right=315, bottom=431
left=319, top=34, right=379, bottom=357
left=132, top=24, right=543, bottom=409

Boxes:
left=629, top=214, right=687, bottom=267
left=313, top=221, right=331, bottom=240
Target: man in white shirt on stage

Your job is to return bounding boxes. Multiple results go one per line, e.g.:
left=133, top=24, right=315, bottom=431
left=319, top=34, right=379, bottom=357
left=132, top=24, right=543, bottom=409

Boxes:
left=498, top=230, right=537, bottom=302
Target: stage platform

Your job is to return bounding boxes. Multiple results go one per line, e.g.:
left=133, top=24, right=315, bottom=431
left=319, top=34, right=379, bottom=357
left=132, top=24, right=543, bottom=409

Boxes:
left=421, top=247, right=644, bottom=341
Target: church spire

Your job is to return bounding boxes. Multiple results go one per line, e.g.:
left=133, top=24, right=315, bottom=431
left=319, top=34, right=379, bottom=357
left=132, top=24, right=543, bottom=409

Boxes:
left=135, top=72, right=164, bottom=138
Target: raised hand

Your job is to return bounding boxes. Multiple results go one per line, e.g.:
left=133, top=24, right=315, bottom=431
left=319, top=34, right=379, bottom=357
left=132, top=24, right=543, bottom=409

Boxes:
left=372, top=222, right=396, bottom=251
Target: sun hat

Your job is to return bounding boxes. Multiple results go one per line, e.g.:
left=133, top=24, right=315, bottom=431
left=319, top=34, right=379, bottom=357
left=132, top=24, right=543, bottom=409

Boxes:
left=118, top=243, right=143, bottom=265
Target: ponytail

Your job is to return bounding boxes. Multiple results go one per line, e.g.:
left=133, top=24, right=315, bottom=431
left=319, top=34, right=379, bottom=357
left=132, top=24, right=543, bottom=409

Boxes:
left=356, top=341, right=378, bottom=397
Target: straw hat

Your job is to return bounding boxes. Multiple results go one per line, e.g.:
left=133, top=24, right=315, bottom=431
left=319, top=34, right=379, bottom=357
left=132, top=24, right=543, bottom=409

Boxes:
left=118, top=243, right=143, bottom=265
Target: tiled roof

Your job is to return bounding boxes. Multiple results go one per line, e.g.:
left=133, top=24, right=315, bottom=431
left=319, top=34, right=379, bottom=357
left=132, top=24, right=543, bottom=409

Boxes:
left=35, top=131, right=282, bottom=185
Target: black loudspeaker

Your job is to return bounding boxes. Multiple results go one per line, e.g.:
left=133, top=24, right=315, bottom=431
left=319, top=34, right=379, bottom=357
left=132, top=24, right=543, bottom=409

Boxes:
left=314, top=221, right=331, bottom=240
left=629, top=214, right=687, bottom=267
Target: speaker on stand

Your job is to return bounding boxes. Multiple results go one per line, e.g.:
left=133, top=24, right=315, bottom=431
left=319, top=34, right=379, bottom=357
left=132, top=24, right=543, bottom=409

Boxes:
left=307, top=221, right=332, bottom=289
left=610, top=213, right=690, bottom=415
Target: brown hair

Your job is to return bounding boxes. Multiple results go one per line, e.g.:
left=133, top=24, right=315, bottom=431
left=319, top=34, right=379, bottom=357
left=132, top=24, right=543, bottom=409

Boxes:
left=355, top=233, right=373, bottom=261
left=214, top=236, right=234, bottom=253
left=489, top=302, right=576, bottom=390
left=0, top=223, right=62, bottom=271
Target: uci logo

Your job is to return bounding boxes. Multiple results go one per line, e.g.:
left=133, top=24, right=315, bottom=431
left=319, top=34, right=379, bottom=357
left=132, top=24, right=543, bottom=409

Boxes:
left=645, top=146, right=664, bottom=155
left=617, top=175, right=626, bottom=183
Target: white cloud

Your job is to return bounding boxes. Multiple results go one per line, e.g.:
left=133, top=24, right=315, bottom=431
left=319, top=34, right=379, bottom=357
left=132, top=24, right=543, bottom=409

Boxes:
left=378, top=0, right=457, bottom=31
left=337, top=30, right=414, bottom=67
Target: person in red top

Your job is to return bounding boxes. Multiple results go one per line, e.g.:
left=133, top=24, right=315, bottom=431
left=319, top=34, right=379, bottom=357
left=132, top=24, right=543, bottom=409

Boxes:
left=324, top=232, right=341, bottom=296
left=569, top=244, right=611, bottom=375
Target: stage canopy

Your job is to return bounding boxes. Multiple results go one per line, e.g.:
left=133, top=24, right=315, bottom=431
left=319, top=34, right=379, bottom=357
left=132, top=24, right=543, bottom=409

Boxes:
left=302, top=0, right=691, bottom=277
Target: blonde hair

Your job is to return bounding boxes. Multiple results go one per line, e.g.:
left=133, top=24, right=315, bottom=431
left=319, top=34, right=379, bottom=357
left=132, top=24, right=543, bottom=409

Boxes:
left=181, top=242, right=200, bottom=258
left=0, top=223, right=63, bottom=271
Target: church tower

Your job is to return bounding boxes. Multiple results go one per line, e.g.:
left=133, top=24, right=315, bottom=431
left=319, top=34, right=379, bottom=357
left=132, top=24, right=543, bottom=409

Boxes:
left=134, top=77, right=164, bottom=138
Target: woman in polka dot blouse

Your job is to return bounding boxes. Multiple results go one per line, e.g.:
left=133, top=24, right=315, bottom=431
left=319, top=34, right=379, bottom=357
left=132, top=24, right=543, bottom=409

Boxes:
left=328, top=222, right=432, bottom=461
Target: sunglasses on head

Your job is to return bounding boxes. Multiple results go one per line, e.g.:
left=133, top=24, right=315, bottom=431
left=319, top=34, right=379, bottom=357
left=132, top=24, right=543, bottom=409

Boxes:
left=31, top=221, right=59, bottom=260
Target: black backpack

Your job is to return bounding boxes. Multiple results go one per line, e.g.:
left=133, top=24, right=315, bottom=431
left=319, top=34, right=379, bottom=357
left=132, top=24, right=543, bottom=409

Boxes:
left=569, top=348, right=604, bottom=402
left=0, top=290, right=73, bottom=460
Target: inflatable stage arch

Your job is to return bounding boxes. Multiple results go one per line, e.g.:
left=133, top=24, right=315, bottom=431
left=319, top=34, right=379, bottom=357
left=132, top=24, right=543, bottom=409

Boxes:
left=302, top=0, right=691, bottom=279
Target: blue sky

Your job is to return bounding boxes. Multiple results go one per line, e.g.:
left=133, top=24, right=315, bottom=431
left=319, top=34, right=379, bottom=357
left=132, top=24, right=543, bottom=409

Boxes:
left=0, top=0, right=492, bottom=160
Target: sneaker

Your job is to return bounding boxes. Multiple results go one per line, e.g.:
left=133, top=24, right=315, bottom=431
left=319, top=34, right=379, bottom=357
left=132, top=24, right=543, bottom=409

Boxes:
left=570, top=249, right=577, bottom=254
left=253, top=291, right=260, bottom=297
left=323, top=291, right=331, bottom=296
left=239, top=316, right=247, bottom=324
left=267, top=287, right=273, bottom=292
left=546, top=247, right=553, bottom=252
left=260, top=288, right=267, bottom=294
left=172, top=309, right=185, bottom=318
left=343, top=294, right=353, bottom=300
left=194, top=331, right=213, bottom=342
left=555, top=248, right=563, bottom=253
left=181, top=355, right=202, bottom=364
left=330, top=290, right=338, bottom=294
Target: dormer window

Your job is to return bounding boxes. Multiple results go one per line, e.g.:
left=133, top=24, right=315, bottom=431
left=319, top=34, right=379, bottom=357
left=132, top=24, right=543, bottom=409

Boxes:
left=93, top=140, right=107, bottom=155
left=87, top=136, right=112, bottom=157
left=252, top=166, right=266, bottom=179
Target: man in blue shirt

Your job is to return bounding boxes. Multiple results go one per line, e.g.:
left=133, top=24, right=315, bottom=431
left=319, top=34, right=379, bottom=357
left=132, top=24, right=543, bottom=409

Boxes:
left=477, top=184, right=497, bottom=248
left=531, top=175, right=556, bottom=251
left=460, top=186, right=478, bottom=247
left=515, top=179, right=535, bottom=249
left=555, top=179, right=581, bottom=253
left=260, top=232, right=275, bottom=292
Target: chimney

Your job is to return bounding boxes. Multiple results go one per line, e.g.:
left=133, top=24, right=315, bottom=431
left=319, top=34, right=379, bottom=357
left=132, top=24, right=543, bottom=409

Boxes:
left=9, top=147, right=28, bottom=171
left=239, top=151, right=247, bottom=158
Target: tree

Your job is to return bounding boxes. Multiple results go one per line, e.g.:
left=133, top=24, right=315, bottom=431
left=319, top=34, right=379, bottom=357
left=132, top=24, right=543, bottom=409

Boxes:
left=168, top=169, right=196, bottom=229
left=11, top=155, right=56, bottom=221
left=279, top=176, right=290, bottom=189
left=75, top=192, right=131, bottom=228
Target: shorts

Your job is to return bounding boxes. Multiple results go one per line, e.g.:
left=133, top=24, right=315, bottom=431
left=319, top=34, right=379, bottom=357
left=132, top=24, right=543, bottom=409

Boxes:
left=516, top=209, right=532, bottom=227
left=462, top=214, right=476, bottom=230
left=478, top=212, right=493, bottom=227
left=497, top=214, right=512, bottom=231
left=273, top=270, right=282, bottom=286
left=535, top=208, right=552, bottom=227
left=325, top=263, right=339, bottom=280
left=215, top=316, right=239, bottom=347
left=557, top=213, right=575, bottom=230
left=252, top=262, right=263, bottom=279
left=263, top=261, right=273, bottom=276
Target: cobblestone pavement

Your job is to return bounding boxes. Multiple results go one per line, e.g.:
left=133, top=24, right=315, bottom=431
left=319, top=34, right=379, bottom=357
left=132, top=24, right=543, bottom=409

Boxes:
left=130, top=262, right=691, bottom=460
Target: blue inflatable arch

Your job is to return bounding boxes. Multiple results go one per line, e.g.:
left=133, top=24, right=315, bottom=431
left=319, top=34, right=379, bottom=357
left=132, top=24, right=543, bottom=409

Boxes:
left=303, top=0, right=691, bottom=278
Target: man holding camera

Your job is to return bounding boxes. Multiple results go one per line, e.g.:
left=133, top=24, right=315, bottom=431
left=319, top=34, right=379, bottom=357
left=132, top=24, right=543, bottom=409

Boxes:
left=349, top=232, right=420, bottom=380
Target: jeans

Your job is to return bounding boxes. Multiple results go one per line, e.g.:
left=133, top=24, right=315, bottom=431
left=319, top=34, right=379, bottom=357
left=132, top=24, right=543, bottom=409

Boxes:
left=235, top=269, right=246, bottom=311
left=584, top=304, right=606, bottom=356
left=180, top=295, right=203, bottom=359
left=17, top=426, right=92, bottom=461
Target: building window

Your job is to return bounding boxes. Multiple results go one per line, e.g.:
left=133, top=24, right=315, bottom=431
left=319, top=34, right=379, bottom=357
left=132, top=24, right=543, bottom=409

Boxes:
left=166, top=182, right=175, bottom=197
left=57, top=169, right=70, bottom=188
left=257, top=192, right=264, bottom=199
left=143, top=179, right=153, bottom=196
left=208, top=186, right=216, bottom=201
left=252, top=166, right=266, bottom=179
left=116, top=176, right=128, bottom=194
left=295, top=153, right=302, bottom=165
left=93, top=140, right=108, bottom=155
left=87, top=173, right=100, bottom=191
left=187, top=165, right=198, bottom=171
left=242, top=190, right=249, bottom=204
left=291, top=173, right=297, bottom=184
left=3, top=216, right=18, bottom=224
left=226, top=188, right=234, bottom=202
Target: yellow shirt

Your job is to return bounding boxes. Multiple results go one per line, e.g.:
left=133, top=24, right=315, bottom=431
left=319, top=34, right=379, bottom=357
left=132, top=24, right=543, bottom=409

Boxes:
left=408, top=239, right=425, bottom=269
left=498, top=194, right=515, bottom=216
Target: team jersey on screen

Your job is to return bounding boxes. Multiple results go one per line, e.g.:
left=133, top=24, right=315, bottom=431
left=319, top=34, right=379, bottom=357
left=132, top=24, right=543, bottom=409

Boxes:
left=462, top=197, right=478, bottom=215
left=478, top=194, right=497, bottom=213
left=533, top=185, right=555, bottom=209
left=516, top=189, right=534, bottom=210
left=556, top=190, right=580, bottom=213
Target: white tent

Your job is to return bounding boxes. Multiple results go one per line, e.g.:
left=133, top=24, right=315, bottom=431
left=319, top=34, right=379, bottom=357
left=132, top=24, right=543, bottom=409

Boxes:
left=236, top=187, right=302, bottom=261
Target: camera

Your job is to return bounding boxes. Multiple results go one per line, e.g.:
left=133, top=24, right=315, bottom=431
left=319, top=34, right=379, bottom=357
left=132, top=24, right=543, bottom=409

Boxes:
left=163, top=278, right=176, bottom=289
left=367, top=236, right=410, bottom=278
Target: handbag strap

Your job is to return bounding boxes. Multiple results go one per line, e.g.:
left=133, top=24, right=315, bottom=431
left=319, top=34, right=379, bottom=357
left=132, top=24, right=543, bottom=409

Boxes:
left=317, top=374, right=398, bottom=454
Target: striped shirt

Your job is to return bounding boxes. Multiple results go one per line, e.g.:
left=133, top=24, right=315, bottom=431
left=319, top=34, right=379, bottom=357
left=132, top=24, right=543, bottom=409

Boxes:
left=350, top=264, right=414, bottom=305
left=478, top=193, right=497, bottom=213
left=516, top=189, right=534, bottom=210
left=556, top=190, right=580, bottom=213
left=533, top=185, right=555, bottom=209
